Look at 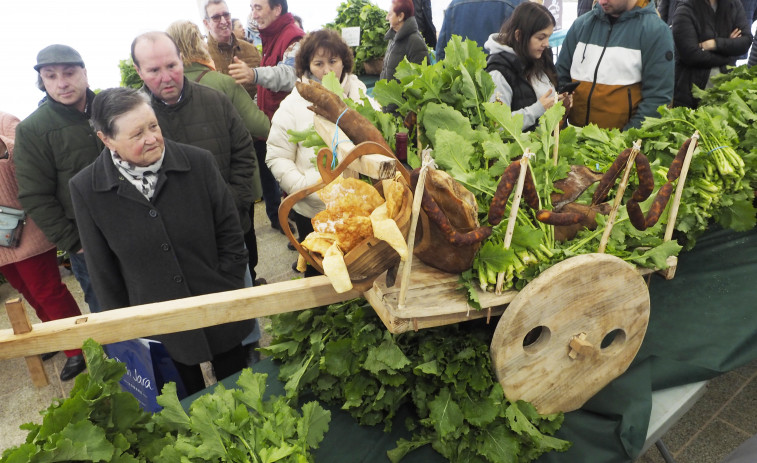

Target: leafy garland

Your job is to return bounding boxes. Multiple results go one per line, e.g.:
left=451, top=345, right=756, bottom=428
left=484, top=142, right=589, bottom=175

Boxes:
left=262, top=298, right=571, bottom=462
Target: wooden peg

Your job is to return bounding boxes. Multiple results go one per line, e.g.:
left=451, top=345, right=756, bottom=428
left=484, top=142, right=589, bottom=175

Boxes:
left=5, top=297, right=49, bottom=387
left=568, top=332, right=595, bottom=360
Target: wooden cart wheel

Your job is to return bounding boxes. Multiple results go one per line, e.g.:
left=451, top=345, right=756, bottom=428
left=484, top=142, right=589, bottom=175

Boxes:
left=490, top=253, right=650, bottom=415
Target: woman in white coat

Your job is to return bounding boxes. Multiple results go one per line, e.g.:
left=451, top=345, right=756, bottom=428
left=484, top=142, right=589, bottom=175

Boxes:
left=266, top=29, right=376, bottom=274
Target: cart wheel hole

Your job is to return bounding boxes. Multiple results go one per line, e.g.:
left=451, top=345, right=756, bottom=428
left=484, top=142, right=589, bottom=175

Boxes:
left=601, top=329, right=626, bottom=350
left=522, top=326, right=550, bottom=353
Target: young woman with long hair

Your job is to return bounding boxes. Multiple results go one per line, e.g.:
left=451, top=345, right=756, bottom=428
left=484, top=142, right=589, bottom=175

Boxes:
left=485, top=2, right=571, bottom=130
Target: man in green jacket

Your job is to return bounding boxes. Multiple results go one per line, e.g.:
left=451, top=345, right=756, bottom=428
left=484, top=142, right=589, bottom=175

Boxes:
left=14, top=44, right=101, bottom=381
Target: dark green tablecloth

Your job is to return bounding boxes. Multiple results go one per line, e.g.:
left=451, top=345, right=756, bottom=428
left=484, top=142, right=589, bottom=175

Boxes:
left=538, top=227, right=757, bottom=463
left=186, top=227, right=757, bottom=463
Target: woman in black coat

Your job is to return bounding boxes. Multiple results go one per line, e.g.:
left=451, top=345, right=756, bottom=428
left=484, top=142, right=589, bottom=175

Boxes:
left=671, top=0, right=753, bottom=108
left=380, top=0, right=429, bottom=81
left=70, top=87, right=252, bottom=395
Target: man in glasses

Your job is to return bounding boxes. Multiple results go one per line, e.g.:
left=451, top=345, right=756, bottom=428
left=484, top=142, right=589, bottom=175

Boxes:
left=203, top=0, right=261, bottom=101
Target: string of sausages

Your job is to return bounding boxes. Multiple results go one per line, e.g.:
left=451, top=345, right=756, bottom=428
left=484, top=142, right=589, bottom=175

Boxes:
left=489, top=160, right=590, bottom=227
left=626, top=138, right=691, bottom=231
left=592, top=138, right=691, bottom=231
left=412, top=137, right=692, bottom=245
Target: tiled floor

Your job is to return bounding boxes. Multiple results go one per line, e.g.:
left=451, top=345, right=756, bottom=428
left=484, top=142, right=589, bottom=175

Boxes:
left=638, top=360, right=757, bottom=463
left=1, top=202, right=756, bottom=461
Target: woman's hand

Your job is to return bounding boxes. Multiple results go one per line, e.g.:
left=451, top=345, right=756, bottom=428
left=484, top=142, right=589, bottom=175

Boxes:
left=729, top=28, right=742, bottom=39
left=539, top=89, right=556, bottom=110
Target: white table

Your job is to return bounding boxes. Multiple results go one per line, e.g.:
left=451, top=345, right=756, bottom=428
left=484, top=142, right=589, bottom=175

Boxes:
left=640, top=380, right=710, bottom=461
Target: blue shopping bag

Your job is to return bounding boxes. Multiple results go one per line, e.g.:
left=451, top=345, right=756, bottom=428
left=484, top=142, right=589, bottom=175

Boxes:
left=104, top=338, right=187, bottom=412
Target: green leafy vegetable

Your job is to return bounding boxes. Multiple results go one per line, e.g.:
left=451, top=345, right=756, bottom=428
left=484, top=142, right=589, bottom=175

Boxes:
left=2, top=340, right=331, bottom=463
left=263, top=299, right=571, bottom=462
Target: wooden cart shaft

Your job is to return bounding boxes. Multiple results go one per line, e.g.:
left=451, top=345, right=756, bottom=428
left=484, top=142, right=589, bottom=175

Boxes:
left=0, top=276, right=358, bottom=361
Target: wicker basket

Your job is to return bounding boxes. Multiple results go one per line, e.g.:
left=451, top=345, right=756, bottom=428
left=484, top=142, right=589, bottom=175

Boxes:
left=278, top=141, right=412, bottom=290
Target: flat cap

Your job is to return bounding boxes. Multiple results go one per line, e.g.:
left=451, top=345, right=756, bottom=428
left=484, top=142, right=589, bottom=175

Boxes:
left=34, top=44, right=85, bottom=72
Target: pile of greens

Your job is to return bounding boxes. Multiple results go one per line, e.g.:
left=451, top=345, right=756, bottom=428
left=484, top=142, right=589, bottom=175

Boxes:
left=291, top=37, right=754, bottom=294
left=262, top=298, right=571, bottom=463
left=1, top=339, right=330, bottom=463
left=326, top=0, right=388, bottom=75
left=371, top=36, right=683, bottom=294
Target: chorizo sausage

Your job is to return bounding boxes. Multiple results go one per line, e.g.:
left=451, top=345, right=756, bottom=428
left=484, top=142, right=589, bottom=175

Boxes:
left=522, top=169, right=540, bottom=210
left=667, top=137, right=691, bottom=182
left=592, top=148, right=631, bottom=205
left=535, top=209, right=587, bottom=226
left=626, top=199, right=648, bottom=231
left=631, top=153, right=654, bottom=202
left=644, top=182, right=674, bottom=228
left=489, top=161, right=520, bottom=225
left=626, top=182, right=675, bottom=230
left=421, top=187, right=492, bottom=247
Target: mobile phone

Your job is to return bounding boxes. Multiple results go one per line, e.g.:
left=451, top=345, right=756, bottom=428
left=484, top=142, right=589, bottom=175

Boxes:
left=557, top=81, right=580, bottom=94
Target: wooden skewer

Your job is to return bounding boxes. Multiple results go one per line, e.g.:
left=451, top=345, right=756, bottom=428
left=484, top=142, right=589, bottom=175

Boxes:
left=398, top=149, right=433, bottom=309
left=495, top=151, right=532, bottom=294
left=664, top=131, right=700, bottom=242
left=552, top=93, right=560, bottom=166
left=598, top=139, right=642, bottom=253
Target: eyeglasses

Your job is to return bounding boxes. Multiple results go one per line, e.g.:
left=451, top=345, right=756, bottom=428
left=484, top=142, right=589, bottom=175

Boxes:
left=209, top=12, right=231, bottom=23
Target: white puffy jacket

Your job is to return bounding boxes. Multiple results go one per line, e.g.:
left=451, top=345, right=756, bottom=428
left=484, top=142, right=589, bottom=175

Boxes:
left=266, top=74, right=375, bottom=218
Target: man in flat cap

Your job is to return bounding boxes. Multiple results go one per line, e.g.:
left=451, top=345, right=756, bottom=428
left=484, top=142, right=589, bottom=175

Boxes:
left=14, top=44, right=103, bottom=381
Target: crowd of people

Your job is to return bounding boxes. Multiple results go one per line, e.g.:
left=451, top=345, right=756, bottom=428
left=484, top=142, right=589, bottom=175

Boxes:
left=2, top=0, right=756, bottom=391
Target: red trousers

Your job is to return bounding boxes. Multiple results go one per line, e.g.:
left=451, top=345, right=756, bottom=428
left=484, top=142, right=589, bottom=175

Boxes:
left=0, top=249, right=83, bottom=357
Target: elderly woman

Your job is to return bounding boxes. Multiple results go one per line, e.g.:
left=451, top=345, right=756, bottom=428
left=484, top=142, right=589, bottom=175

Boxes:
left=266, top=29, right=375, bottom=274
left=70, top=87, right=252, bottom=395
left=380, top=0, right=429, bottom=81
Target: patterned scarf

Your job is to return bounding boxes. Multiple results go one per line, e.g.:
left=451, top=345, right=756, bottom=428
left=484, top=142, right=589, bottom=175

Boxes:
left=110, top=149, right=165, bottom=200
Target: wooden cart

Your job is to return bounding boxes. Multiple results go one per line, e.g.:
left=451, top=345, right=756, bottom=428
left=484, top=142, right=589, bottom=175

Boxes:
left=0, top=121, right=695, bottom=415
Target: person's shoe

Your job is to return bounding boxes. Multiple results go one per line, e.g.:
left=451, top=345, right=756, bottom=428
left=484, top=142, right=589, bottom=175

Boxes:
left=287, top=241, right=296, bottom=251
left=253, top=278, right=267, bottom=286
left=41, top=351, right=59, bottom=361
left=60, top=354, right=87, bottom=381
left=292, top=261, right=303, bottom=273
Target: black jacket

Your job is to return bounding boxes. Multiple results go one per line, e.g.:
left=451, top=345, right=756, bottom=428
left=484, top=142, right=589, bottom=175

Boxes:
left=145, top=79, right=257, bottom=232
left=671, top=0, right=752, bottom=107
left=413, top=0, right=437, bottom=48
left=486, top=51, right=539, bottom=130
left=70, top=140, right=252, bottom=365
left=380, top=16, right=429, bottom=81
